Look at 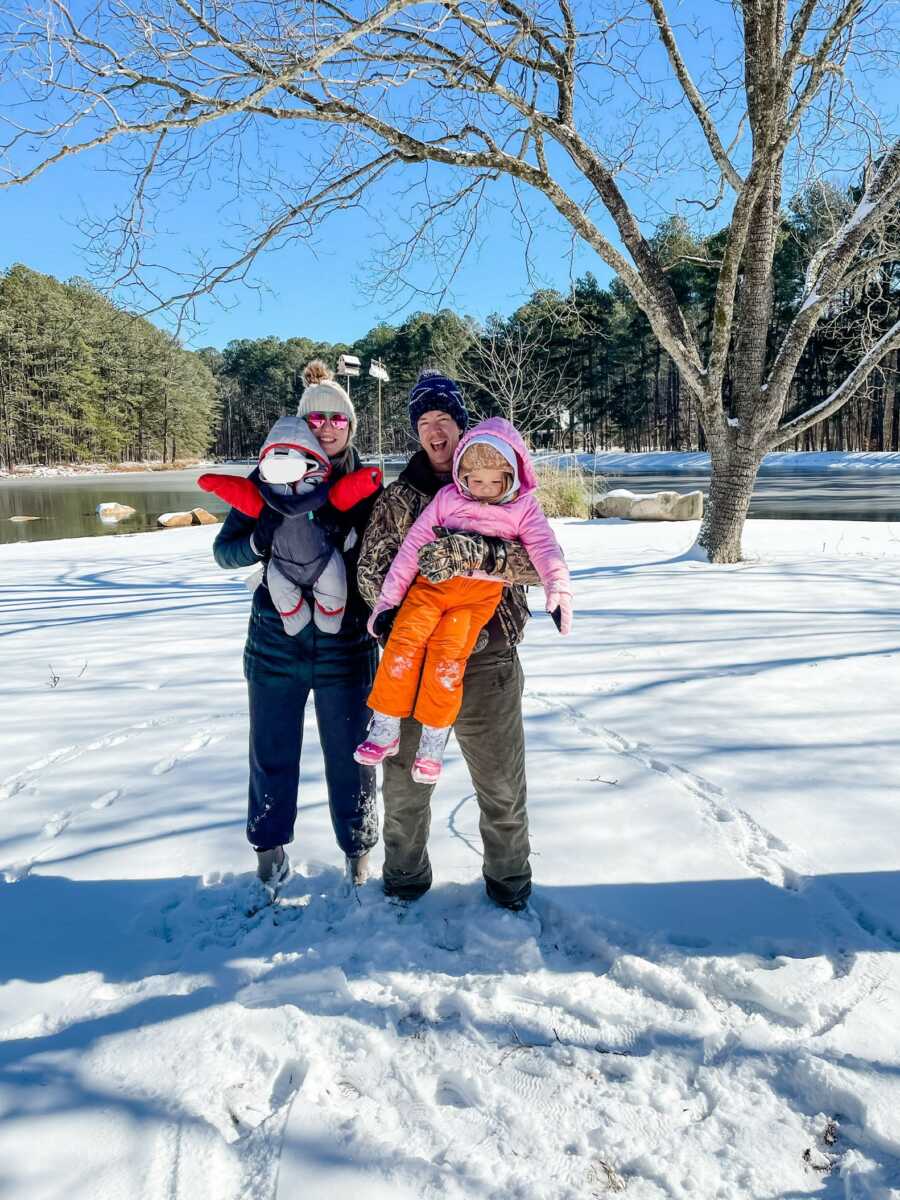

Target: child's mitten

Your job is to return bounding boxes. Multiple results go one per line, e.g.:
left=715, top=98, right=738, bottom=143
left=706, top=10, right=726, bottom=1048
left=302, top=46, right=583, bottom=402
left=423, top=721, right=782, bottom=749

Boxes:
left=198, top=472, right=265, bottom=518
left=328, top=466, right=383, bottom=512
left=545, top=588, right=573, bottom=635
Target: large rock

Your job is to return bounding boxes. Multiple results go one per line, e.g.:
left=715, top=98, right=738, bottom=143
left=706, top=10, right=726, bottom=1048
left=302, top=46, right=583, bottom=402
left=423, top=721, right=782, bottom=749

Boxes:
left=190, top=507, right=218, bottom=525
left=593, top=488, right=704, bottom=521
left=97, top=502, right=136, bottom=521
left=157, top=511, right=194, bottom=528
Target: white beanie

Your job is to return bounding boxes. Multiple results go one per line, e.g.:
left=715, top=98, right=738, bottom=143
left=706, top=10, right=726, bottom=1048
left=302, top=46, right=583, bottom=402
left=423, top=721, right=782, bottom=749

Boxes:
left=296, top=360, right=357, bottom=435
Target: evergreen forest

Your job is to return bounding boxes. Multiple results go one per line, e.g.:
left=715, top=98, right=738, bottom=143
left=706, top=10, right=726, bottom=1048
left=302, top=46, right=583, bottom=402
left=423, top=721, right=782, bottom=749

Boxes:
left=2, top=182, right=897, bottom=469
left=0, top=265, right=216, bottom=470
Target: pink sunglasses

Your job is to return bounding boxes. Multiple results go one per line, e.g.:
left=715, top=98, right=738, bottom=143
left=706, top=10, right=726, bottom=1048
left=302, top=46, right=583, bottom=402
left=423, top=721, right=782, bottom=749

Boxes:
left=306, top=411, right=350, bottom=430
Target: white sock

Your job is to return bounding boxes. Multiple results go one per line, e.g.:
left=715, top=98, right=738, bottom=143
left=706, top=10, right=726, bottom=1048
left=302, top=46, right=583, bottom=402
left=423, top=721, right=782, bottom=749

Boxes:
left=368, top=711, right=401, bottom=745
left=418, top=724, right=450, bottom=762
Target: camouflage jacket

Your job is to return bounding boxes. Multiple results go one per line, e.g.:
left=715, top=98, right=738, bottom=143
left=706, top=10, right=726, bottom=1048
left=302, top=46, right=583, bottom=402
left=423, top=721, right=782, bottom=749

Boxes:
left=357, top=449, right=539, bottom=653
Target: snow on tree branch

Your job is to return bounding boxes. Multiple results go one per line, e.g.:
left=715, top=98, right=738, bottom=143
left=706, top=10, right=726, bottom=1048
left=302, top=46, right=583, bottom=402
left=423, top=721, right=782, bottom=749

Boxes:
left=768, top=317, right=900, bottom=448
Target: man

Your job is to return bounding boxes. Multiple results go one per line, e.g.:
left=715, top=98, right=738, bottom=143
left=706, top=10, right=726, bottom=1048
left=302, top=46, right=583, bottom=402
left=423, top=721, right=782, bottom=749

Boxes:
left=357, top=369, right=540, bottom=909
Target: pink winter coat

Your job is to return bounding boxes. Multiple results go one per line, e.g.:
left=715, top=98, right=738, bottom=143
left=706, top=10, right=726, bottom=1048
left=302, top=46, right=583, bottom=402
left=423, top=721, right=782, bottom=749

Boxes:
left=372, top=417, right=571, bottom=619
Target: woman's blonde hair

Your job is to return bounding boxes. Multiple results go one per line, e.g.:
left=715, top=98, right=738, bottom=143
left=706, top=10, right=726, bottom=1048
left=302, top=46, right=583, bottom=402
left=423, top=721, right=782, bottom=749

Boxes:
left=302, top=359, right=334, bottom=387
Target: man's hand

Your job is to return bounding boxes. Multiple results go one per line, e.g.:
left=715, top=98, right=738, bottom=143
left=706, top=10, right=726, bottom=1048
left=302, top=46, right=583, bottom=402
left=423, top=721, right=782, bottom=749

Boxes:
left=417, top=529, right=508, bottom=583
left=367, top=605, right=398, bottom=644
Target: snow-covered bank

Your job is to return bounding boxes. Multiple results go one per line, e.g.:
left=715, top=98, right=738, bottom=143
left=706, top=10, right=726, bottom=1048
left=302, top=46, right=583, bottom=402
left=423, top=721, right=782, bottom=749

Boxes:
left=0, top=460, right=215, bottom=480
left=541, top=449, right=900, bottom=476
left=2, top=521, right=900, bottom=1198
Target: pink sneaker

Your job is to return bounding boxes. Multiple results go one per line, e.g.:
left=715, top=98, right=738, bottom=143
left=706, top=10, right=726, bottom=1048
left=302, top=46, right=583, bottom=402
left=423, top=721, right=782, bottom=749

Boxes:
left=354, top=713, right=401, bottom=765
left=354, top=736, right=400, bottom=765
left=411, top=756, right=442, bottom=785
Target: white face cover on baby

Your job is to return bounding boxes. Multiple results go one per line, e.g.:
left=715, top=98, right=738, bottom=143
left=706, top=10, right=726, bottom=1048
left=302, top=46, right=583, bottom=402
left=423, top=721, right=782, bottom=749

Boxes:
left=259, top=451, right=311, bottom=485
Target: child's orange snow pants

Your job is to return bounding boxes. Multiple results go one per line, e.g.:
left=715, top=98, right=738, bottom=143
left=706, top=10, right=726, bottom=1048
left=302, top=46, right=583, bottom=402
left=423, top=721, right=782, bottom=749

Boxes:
left=368, top=576, right=504, bottom=728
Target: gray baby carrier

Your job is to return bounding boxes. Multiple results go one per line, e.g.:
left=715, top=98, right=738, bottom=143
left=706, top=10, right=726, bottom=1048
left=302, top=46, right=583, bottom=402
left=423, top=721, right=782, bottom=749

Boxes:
left=257, top=416, right=347, bottom=636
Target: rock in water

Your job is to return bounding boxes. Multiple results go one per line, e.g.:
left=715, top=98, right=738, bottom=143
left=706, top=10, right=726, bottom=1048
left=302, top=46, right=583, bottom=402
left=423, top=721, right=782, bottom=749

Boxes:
left=97, top=502, right=136, bottom=521
left=593, top=489, right=703, bottom=521
left=157, top=511, right=194, bottom=528
left=190, top=507, right=218, bottom=525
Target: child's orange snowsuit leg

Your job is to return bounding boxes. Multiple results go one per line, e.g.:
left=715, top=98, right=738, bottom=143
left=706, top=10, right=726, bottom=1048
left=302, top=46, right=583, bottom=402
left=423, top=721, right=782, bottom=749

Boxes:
left=367, top=580, right=447, bottom=719
left=413, top=578, right=503, bottom=729
left=368, top=577, right=504, bottom=725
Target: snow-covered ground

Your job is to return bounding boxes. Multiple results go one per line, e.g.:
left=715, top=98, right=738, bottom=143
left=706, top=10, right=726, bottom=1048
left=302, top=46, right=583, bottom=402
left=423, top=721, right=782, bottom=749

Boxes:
left=0, top=460, right=215, bottom=480
left=2, top=518, right=900, bottom=1199
left=540, top=450, right=900, bottom=475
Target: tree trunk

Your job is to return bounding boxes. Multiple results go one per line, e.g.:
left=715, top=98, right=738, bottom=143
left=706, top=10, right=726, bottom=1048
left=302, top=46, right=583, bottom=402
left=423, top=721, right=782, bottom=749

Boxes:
left=697, top=441, right=763, bottom=563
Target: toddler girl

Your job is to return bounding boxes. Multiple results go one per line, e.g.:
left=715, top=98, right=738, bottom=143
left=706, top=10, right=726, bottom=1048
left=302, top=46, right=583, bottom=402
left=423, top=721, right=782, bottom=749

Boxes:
left=356, top=417, right=572, bottom=783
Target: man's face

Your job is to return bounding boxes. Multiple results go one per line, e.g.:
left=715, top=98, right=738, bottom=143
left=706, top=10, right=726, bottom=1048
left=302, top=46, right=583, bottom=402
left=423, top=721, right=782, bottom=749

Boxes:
left=416, top=410, right=461, bottom=472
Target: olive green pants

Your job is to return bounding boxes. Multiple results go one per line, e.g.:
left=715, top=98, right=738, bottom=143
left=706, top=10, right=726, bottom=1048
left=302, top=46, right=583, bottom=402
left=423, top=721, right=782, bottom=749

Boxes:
left=381, top=647, right=531, bottom=908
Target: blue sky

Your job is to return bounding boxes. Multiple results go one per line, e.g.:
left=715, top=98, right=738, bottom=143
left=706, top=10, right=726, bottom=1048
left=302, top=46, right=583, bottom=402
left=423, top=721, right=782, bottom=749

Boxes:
left=0, top=147, right=609, bottom=350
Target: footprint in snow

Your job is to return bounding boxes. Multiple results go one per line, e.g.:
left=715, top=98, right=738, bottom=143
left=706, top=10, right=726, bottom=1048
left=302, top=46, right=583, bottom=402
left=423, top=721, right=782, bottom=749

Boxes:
left=151, top=730, right=217, bottom=775
left=42, top=811, right=71, bottom=838
left=91, top=789, right=121, bottom=810
left=435, top=1071, right=483, bottom=1108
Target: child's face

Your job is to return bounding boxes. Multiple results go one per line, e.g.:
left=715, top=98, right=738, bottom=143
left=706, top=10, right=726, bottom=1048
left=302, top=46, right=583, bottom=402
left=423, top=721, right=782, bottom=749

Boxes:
left=465, top=468, right=507, bottom=500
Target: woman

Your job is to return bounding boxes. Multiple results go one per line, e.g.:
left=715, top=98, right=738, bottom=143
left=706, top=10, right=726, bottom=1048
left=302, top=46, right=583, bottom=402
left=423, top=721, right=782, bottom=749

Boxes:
left=213, top=361, right=381, bottom=891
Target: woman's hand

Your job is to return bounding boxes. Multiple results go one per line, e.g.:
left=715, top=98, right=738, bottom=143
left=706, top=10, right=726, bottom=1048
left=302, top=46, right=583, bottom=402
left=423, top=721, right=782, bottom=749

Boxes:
left=545, top=588, right=573, bottom=635
left=250, top=507, right=284, bottom=558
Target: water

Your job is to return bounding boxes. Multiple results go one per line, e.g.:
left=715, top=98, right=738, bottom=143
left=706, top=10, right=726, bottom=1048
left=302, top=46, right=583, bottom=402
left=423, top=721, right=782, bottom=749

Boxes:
left=601, top=472, right=900, bottom=523
left=0, top=464, right=400, bottom=546
left=2, top=466, right=899, bottom=545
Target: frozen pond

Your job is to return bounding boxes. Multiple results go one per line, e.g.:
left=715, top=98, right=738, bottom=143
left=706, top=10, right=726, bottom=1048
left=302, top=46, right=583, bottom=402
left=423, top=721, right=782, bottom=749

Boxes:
left=1, top=464, right=899, bottom=545
left=0, top=464, right=401, bottom=545
left=598, top=470, right=900, bottom=523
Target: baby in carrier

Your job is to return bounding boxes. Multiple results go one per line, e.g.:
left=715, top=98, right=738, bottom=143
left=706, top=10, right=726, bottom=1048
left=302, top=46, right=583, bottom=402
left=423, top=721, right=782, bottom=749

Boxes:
left=356, top=417, right=572, bottom=783
left=199, top=415, right=380, bottom=635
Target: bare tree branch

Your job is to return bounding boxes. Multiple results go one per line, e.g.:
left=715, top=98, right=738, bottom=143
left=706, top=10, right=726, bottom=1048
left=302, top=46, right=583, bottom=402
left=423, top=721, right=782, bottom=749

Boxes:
left=767, top=316, right=900, bottom=447
left=646, top=0, right=743, bottom=191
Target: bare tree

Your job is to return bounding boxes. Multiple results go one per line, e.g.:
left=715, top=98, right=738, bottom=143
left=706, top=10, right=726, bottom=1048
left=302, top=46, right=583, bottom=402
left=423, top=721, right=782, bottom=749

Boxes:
left=1, top=1, right=898, bottom=560
left=435, top=310, right=575, bottom=441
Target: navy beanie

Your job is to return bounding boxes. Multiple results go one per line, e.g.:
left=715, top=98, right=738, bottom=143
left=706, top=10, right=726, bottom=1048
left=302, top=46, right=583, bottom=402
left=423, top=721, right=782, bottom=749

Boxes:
left=408, top=370, right=468, bottom=433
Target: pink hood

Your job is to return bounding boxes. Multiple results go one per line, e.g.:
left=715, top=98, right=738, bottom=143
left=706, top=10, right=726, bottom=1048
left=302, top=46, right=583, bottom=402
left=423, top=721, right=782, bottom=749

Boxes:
left=370, top=414, right=569, bottom=622
left=452, top=417, right=539, bottom=497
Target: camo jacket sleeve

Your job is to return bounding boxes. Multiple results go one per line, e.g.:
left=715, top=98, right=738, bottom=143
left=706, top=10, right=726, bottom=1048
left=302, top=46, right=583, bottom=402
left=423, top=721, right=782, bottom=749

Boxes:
left=356, top=481, right=422, bottom=611
left=492, top=539, right=542, bottom=587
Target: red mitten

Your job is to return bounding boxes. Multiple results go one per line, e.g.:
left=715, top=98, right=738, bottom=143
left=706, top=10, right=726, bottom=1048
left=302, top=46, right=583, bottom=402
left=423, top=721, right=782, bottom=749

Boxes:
left=198, top=473, right=265, bottom=518
left=328, top=466, right=383, bottom=512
